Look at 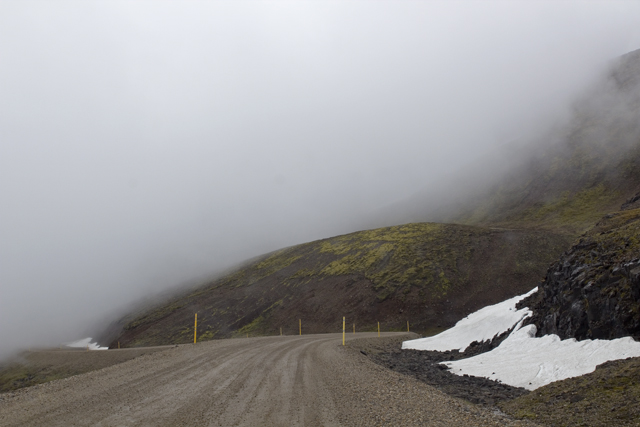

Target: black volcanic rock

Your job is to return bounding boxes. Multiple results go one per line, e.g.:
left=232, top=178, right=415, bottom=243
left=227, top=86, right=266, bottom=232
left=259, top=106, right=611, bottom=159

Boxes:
left=520, top=208, right=640, bottom=341
left=621, top=192, right=640, bottom=211
left=349, top=335, right=529, bottom=407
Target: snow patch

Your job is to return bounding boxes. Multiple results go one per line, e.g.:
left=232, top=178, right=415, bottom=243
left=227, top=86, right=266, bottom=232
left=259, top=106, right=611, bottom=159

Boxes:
left=442, top=324, right=640, bottom=390
left=402, top=287, right=640, bottom=390
left=402, top=287, right=537, bottom=352
left=65, top=337, right=109, bottom=350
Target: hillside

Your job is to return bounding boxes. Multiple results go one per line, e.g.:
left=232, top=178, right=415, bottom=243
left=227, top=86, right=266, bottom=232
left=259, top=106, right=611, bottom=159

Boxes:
left=108, top=49, right=640, bottom=350
left=109, top=223, right=570, bottom=347
left=500, top=356, right=640, bottom=426
left=521, top=201, right=640, bottom=341
left=378, top=48, right=640, bottom=235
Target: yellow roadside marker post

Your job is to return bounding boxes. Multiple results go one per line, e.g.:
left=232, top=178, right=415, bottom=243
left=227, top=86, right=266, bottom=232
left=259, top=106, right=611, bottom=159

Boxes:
left=118, top=341, right=120, bottom=349
left=378, top=322, right=380, bottom=337
left=299, top=319, right=302, bottom=336
left=280, top=327, right=282, bottom=336
left=353, top=323, right=355, bottom=334
left=194, top=313, right=198, bottom=344
left=407, top=321, right=410, bottom=332
left=342, top=317, right=345, bottom=346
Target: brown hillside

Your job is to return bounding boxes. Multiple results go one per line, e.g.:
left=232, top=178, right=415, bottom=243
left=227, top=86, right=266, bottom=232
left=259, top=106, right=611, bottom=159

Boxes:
left=110, top=223, right=570, bottom=348
left=109, top=51, right=640, bottom=351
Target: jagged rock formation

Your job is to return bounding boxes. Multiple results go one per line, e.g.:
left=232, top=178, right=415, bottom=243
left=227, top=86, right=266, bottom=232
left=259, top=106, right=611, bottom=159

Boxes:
left=514, top=51, right=640, bottom=342
left=621, top=192, right=640, bottom=211
left=520, top=206, right=640, bottom=340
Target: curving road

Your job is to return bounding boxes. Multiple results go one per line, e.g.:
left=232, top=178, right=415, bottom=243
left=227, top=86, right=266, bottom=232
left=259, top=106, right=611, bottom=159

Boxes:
left=0, top=333, right=535, bottom=426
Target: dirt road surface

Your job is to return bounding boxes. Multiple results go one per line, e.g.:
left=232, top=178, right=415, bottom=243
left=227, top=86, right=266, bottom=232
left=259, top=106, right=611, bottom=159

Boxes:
left=0, top=333, right=536, bottom=426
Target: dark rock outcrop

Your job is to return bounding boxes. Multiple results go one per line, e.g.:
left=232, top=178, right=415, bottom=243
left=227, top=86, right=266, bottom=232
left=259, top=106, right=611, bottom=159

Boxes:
left=463, top=325, right=516, bottom=356
left=519, top=208, right=640, bottom=341
left=621, top=192, right=640, bottom=211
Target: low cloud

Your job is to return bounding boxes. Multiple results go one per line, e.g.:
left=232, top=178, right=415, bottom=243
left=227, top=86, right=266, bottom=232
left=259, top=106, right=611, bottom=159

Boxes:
left=1, top=0, right=640, bottom=357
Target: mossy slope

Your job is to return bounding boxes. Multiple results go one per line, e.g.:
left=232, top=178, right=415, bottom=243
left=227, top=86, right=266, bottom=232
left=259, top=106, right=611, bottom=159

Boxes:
left=521, top=207, right=640, bottom=341
left=449, top=140, right=640, bottom=234
left=494, top=205, right=640, bottom=425
left=110, top=223, right=570, bottom=348
left=0, top=347, right=166, bottom=394
left=500, top=357, right=640, bottom=426
left=405, top=49, right=640, bottom=236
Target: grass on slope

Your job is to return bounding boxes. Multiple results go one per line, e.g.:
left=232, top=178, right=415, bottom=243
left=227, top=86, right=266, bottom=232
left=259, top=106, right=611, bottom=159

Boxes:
left=0, top=347, right=169, bottom=394
left=451, top=138, right=640, bottom=235
left=434, top=51, right=640, bottom=235
left=520, top=207, right=640, bottom=341
left=501, top=209, right=640, bottom=425
left=500, top=357, right=640, bottom=426
left=111, top=222, right=571, bottom=348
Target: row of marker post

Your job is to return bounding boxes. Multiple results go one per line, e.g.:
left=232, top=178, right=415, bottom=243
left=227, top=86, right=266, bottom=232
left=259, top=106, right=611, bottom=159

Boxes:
left=113, top=313, right=409, bottom=348
left=339, top=318, right=410, bottom=346
left=191, top=313, right=410, bottom=345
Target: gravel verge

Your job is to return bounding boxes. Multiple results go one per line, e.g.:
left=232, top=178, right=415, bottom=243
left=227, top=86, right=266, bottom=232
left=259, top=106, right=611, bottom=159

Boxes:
left=347, top=334, right=529, bottom=406
left=0, top=346, right=172, bottom=393
left=0, top=333, right=540, bottom=426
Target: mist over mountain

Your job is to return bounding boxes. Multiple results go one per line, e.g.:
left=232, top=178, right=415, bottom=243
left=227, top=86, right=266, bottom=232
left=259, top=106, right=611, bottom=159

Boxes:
left=2, top=1, right=640, bottom=359
left=370, top=48, right=640, bottom=232
left=106, top=223, right=569, bottom=347
left=107, top=49, right=640, bottom=349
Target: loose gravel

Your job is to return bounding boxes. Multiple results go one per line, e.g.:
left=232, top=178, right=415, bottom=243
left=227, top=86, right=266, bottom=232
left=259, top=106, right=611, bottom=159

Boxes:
left=350, top=334, right=530, bottom=407
left=0, top=333, right=539, bottom=426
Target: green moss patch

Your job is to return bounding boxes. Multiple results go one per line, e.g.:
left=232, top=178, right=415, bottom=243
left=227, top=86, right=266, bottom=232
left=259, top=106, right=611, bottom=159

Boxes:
left=500, top=357, right=640, bottom=427
left=111, top=222, right=571, bottom=348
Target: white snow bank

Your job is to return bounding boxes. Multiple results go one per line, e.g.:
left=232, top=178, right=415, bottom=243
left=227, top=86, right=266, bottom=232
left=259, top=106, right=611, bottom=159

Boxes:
left=402, top=288, right=537, bottom=352
left=443, top=324, right=640, bottom=390
left=65, top=337, right=109, bottom=350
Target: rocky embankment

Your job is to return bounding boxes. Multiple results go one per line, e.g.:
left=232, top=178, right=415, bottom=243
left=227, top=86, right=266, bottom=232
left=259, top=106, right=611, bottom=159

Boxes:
left=520, top=202, right=640, bottom=341
left=350, top=335, right=529, bottom=407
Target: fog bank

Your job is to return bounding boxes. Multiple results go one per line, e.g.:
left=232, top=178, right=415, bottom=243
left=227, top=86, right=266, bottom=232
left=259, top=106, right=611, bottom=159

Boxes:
left=2, top=1, right=640, bottom=357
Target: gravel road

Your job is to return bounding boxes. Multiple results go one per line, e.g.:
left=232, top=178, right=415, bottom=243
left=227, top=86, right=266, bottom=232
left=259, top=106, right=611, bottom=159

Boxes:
left=0, top=333, right=537, bottom=426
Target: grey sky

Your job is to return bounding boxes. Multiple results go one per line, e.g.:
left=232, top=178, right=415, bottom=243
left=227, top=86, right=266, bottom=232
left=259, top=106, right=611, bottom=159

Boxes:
left=2, top=1, right=640, bottom=356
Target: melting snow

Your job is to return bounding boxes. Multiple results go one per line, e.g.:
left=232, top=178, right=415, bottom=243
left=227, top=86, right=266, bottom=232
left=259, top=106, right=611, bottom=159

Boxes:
left=442, top=324, right=640, bottom=390
left=65, top=337, right=109, bottom=350
left=402, top=287, right=640, bottom=390
left=402, top=288, right=537, bottom=352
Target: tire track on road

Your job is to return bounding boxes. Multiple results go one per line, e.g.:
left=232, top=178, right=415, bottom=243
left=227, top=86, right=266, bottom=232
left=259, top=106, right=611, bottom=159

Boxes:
left=0, top=333, right=538, bottom=427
